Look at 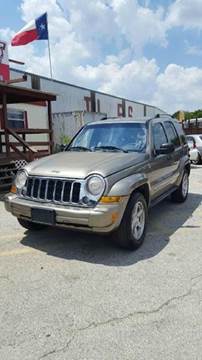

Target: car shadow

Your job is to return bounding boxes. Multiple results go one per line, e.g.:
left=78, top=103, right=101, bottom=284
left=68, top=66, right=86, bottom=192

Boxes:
left=20, top=192, right=202, bottom=267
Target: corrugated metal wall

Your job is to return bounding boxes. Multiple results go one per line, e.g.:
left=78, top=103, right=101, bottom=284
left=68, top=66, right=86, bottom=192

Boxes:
left=10, top=69, right=165, bottom=118
left=10, top=69, right=165, bottom=148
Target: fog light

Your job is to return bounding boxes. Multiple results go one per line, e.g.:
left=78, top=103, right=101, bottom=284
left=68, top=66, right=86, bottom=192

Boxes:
left=10, top=185, right=17, bottom=193
left=81, top=196, right=96, bottom=206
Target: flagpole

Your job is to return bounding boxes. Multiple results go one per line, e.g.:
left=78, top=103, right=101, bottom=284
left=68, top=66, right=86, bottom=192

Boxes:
left=47, top=37, right=53, bottom=79
left=47, top=13, right=53, bottom=79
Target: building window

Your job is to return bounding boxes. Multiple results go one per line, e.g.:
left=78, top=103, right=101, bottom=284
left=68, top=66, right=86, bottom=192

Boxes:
left=31, top=75, right=41, bottom=90
left=7, top=110, right=26, bottom=129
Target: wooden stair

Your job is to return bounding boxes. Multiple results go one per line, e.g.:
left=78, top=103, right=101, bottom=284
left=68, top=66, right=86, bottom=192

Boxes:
left=0, top=161, right=17, bottom=191
left=0, top=127, right=53, bottom=193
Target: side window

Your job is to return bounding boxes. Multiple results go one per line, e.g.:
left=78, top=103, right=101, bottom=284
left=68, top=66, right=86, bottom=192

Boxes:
left=175, top=122, right=187, bottom=145
left=152, top=123, right=168, bottom=150
left=164, top=121, right=181, bottom=148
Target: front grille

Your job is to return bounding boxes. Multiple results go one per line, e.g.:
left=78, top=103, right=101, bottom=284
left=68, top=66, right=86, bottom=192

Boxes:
left=22, top=176, right=81, bottom=204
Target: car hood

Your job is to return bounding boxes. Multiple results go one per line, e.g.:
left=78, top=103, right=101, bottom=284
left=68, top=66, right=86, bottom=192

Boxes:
left=25, top=151, right=146, bottom=179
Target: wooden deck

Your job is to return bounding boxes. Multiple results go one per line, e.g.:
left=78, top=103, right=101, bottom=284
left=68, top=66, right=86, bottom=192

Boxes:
left=0, top=127, right=52, bottom=165
left=0, top=82, right=56, bottom=191
left=0, top=150, right=50, bottom=166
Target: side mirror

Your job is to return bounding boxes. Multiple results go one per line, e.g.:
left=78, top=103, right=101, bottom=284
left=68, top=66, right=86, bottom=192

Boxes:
left=156, top=143, right=175, bottom=155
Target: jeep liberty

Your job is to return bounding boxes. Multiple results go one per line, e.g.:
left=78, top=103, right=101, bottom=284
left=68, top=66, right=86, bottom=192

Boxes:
left=5, top=115, right=190, bottom=250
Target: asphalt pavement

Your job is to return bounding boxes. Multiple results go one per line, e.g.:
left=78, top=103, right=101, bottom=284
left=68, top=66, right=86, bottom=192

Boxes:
left=0, top=166, right=202, bottom=360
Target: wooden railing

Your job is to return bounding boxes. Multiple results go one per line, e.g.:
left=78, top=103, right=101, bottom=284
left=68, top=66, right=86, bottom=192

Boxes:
left=182, top=119, right=202, bottom=135
left=0, top=128, right=53, bottom=162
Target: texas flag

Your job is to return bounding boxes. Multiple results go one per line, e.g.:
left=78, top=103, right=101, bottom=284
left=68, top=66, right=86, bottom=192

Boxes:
left=11, top=13, right=48, bottom=46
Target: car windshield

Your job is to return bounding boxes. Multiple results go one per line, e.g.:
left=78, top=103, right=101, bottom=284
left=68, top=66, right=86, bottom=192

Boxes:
left=67, top=122, right=147, bottom=153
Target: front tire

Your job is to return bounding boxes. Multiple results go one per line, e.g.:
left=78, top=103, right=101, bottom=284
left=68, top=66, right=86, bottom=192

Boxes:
left=171, top=170, right=189, bottom=203
left=113, top=192, right=148, bottom=250
left=18, top=218, right=47, bottom=231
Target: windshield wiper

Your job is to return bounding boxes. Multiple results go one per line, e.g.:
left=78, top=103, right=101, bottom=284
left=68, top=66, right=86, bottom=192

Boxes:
left=67, top=146, right=92, bottom=152
left=94, top=146, right=128, bottom=153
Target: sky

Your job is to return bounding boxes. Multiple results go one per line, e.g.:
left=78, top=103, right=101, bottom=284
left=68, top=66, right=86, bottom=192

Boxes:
left=1, top=0, right=202, bottom=113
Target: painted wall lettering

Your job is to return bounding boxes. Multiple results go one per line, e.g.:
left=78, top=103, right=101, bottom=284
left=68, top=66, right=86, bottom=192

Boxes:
left=97, top=99, right=100, bottom=113
left=117, top=103, right=123, bottom=117
left=84, top=96, right=91, bottom=112
left=128, top=106, right=133, bottom=117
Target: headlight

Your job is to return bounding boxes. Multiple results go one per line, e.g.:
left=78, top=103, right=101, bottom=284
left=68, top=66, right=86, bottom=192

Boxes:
left=15, top=170, right=27, bottom=189
left=86, top=175, right=105, bottom=196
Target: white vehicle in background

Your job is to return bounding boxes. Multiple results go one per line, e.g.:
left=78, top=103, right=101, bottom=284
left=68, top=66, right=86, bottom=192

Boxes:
left=187, top=135, right=202, bottom=165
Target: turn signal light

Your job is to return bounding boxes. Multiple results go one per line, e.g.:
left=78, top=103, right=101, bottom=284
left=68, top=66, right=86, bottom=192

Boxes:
left=100, top=196, right=125, bottom=204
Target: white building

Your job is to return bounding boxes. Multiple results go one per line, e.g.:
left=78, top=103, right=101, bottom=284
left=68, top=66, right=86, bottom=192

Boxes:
left=10, top=68, right=165, bottom=149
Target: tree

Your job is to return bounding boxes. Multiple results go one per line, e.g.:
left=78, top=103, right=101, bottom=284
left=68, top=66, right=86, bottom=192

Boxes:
left=173, top=109, right=202, bottom=120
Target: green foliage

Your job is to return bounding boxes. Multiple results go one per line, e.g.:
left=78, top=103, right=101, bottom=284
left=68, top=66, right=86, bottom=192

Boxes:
left=173, top=109, right=202, bottom=121
left=185, top=110, right=202, bottom=120
left=53, top=134, right=72, bottom=153
left=60, top=134, right=72, bottom=145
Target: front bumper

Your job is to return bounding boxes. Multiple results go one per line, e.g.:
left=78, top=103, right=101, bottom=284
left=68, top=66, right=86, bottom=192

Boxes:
left=4, top=193, right=129, bottom=233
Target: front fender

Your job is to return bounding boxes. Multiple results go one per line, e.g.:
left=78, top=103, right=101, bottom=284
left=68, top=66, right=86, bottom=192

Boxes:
left=107, top=173, right=149, bottom=197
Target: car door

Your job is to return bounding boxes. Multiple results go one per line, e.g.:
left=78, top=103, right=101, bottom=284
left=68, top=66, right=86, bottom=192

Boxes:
left=195, top=135, right=202, bottom=157
left=149, top=121, right=174, bottom=199
left=163, top=121, right=182, bottom=185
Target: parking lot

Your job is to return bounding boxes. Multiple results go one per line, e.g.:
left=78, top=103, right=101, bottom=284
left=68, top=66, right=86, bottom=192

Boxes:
left=0, top=165, right=202, bottom=360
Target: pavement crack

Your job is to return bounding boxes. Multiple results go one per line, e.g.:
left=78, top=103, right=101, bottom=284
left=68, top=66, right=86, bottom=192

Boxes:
left=39, top=336, right=74, bottom=359
left=191, top=273, right=202, bottom=283
left=77, top=286, right=194, bottom=332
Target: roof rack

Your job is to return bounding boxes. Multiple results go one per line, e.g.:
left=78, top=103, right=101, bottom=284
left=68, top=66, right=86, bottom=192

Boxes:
left=155, top=113, right=173, bottom=118
left=100, top=116, right=119, bottom=120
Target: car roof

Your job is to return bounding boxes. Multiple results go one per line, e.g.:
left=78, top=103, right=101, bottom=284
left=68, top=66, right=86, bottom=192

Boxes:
left=88, top=116, right=173, bottom=126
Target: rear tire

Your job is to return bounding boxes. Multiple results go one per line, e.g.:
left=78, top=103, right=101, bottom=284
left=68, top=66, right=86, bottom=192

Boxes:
left=171, top=170, right=189, bottom=203
left=113, top=192, right=148, bottom=250
left=18, top=218, right=47, bottom=231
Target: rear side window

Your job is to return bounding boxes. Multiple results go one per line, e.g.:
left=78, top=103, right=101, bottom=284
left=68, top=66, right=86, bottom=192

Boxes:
left=152, top=123, right=168, bottom=150
left=164, top=121, right=181, bottom=148
left=175, top=122, right=187, bottom=145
